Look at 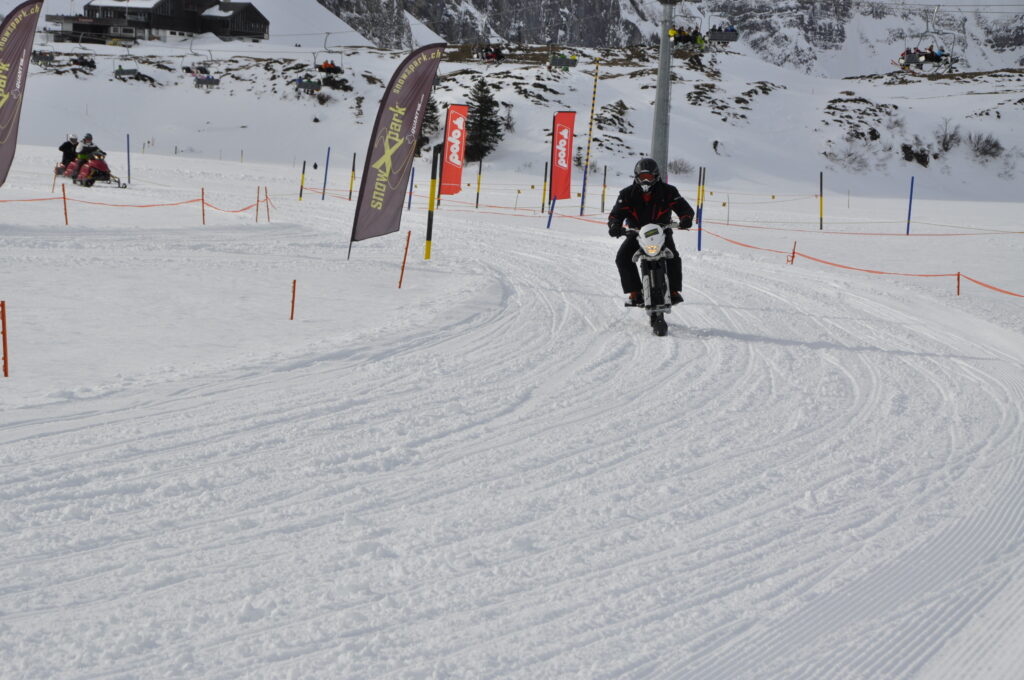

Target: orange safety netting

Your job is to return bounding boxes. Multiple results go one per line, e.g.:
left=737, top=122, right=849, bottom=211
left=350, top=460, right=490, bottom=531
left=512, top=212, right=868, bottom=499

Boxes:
left=203, top=200, right=260, bottom=213
left=1, top=191, right=268, bottom=213
left=70, top=197, right=202, bottom=209
left=703, top=219, right=1023, bottom=237
left=0, top=196, right=62, bottom=203
left=701, top=229, right=1023, bottom=298
left=7, top=185, right=1021, bottom=298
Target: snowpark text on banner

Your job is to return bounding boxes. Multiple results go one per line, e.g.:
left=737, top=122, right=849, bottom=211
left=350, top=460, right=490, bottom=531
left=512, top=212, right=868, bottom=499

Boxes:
left=549, top=111, right=576, bottom=201
left=0, top=0, right=42, bottom=187
left=348, top=42, right=446, bottom=253
left=440, top=104, right=468, bottom=195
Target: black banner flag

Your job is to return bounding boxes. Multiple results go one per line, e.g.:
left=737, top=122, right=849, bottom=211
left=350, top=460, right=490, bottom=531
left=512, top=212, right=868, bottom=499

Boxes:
left=348, top=43, right=446, bottom=256
left=0, top=0, right=42, bottom=187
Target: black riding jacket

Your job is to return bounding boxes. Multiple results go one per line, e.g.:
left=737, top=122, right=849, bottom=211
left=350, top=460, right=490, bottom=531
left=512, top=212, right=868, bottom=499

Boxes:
left=608, top=181, right=695, bottom=229
left=59, top=141, right=77, bottom=165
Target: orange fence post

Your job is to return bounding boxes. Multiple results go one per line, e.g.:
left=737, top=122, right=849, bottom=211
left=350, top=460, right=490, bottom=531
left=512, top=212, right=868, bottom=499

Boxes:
left=255, top=187, right=261, bottom=223
left=290, top=279, right=297, bottom=320
left=264, top=186, right=271, bottom=222
left=1, top=300, right=9, bottom=378
left=201, top=187, right=206, bottom=225
left=61, top=184, right=69, bottom=225
left=787, top=241, right=797, bottom=265
left=957, top=272, right=961, bottom=296
left=398, top=230, right=412, bottom=288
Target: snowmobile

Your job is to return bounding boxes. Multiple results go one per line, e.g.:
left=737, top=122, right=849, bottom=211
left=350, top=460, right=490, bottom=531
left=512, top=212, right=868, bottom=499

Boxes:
left=56, top=153, right=126, bottom=188
left=59, top=159, right=80, bottom=178
left=624, top=222, right=678, bottom=337
left=74, top=152, right=126, bottom=188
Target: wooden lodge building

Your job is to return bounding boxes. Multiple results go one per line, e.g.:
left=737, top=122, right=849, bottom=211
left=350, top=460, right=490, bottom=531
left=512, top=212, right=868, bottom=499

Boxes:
left=46, top=0, right=270, bottom=44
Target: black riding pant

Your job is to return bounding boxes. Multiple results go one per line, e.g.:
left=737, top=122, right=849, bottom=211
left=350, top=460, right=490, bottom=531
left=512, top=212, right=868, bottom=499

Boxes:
left=615, top=231, right=683, bottom=293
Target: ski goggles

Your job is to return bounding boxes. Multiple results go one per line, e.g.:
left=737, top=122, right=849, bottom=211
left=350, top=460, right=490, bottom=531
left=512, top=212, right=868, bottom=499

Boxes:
left=636, top=172, right=656, bottom=183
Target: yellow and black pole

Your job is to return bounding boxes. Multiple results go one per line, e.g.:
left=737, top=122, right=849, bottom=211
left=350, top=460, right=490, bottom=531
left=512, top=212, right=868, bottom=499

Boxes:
left=541, top=161, right=548, bottom=213
left=425, top=145, right=441, bottom=260
left=601, top=165, right=608, bottom=212
left=579, top=58, right=600, bottom=215
left=819, top=171, right=824, bottom=230
left=299, top=160, right=306, bottom=200
left=475, top=159, right=483, bottom=209
left=348, top=152, right=356, bottom=200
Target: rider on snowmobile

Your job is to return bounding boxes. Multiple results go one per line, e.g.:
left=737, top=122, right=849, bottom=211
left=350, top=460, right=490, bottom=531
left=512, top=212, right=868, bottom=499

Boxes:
left=607, top=158, right=695, bottom=305
left=76, top=133, right=100, bottom=163
left=59, top=134, right=78, bottom=166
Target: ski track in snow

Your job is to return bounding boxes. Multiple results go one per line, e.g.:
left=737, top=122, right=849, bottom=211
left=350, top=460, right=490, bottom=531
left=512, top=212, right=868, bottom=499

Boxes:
left=2, top=159, right=1024, bottom=679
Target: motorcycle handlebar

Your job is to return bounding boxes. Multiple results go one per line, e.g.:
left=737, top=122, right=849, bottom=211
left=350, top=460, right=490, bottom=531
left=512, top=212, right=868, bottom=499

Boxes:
left=626, top=222, right=679, bottom=233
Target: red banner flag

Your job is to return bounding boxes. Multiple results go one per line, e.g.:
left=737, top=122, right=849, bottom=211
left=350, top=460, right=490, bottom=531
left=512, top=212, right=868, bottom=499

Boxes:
left=549, top=111, right=575, bottom=201
left=440, top=104, right=467, bottom=195
left=0, top=0, right=43, bottom=188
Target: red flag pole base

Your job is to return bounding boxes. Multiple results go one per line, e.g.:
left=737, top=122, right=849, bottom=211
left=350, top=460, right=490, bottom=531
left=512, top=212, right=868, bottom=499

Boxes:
left=399, top=230, right=412, bottom=288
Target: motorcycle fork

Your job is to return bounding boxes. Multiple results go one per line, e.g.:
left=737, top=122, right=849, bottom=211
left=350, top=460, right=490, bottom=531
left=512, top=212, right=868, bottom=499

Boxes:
left=641, top=259, right=668, bottom=311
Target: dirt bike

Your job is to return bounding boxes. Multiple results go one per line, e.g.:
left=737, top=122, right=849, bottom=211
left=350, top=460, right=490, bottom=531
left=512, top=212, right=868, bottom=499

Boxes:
left=624, top=221, right=681, bottom=337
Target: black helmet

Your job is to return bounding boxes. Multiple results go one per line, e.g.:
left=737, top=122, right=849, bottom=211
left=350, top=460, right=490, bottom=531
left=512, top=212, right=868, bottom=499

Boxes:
left=83, top=133, right=93, bottom=142
left=634, top=158, right=660, bottom=192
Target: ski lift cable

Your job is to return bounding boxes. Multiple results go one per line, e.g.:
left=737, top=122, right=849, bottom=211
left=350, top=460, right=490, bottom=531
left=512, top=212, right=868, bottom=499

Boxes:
left=861, top=1, right=1023, bottom=6
left=857, top=0, right=1023, bottom=13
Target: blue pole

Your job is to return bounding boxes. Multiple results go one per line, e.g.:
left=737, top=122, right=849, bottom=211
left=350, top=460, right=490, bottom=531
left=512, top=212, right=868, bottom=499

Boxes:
left=697, top=166, right=705, bottom=251
left=696, top=167, right=705, bottom=230
left=126, top=133, right=131, bottom=185
left=579, top=164, right=590, bottom=216
left=546, top=198, right=557, bottom=229
left=906, top=176, right=915, bottom=235
left=321, top=146, right=331, bottom=201
left=407, top=167, right=415, bottom=211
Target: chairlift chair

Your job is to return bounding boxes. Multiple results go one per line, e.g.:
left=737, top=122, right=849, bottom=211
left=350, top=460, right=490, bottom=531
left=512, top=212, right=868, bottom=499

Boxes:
left=195, top=74, right=220, bottom=89
left=181, top=39, right=214, bottom=75
left=898, top=6, right=961, bottom=73
left=31, top=50, right=55, bottom=66
left=706, top=15, right=739, bottom=44
left=706, top=28, right=739, bottom=43
left=71, top=35, right=97, bottom=69
left=295, top=77, right=322, bottom=93
left=114, top=45, right=140, bottom=78
left=314, top=32, right=344, bottom=74
left=548, top=53, right=578, bottom=69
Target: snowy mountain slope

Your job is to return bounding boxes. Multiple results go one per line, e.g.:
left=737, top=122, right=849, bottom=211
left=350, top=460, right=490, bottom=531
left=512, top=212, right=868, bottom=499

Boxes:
left=15, top=40, right=1023, bottom=201
left=255, top=0, right=373, bottom=47
left=312, top=0, right=1024, bottom=76
left=1, top=144, right=1023, bottom=678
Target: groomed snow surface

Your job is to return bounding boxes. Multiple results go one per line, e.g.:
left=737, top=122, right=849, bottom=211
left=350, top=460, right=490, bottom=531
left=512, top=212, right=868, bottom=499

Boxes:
left=2, top=145, right=1024, bottom=679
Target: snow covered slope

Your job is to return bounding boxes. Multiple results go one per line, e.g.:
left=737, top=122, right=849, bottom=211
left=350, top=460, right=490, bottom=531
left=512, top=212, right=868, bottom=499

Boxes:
left=3, top=10, right=1024, bottom=678
left=14, top=40, right=1023, bottom=200
left=258, top=0, right=373, bottom=48
left=1, top=142, right=1023, bottom=679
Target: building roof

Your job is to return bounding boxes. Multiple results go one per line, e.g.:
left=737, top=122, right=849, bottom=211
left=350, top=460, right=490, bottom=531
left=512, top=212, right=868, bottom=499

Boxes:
left=201, top=3, right=262, bottom=19
left=201, top=6, right=234, bottom=18
left=87, top=0, right=164, bottom=8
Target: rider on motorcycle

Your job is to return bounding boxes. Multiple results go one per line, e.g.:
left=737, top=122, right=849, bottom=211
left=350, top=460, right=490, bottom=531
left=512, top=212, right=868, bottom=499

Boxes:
left=607, top=158, right=695, bottom=305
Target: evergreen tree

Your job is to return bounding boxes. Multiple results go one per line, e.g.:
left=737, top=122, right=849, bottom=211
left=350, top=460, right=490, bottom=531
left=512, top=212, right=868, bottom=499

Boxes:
left=465, top=78, right=505, bottom=162
left=417, top=95, right=440, bottom=156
